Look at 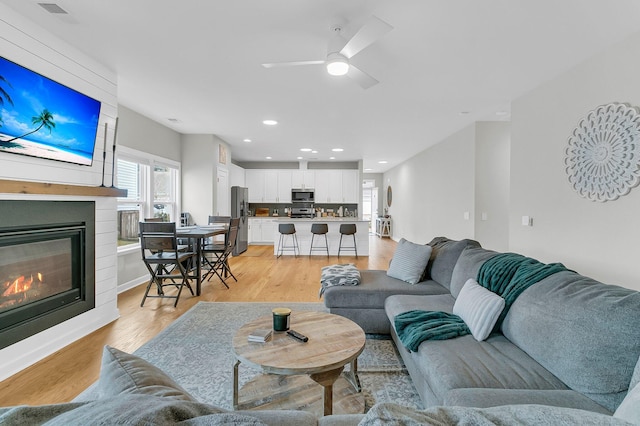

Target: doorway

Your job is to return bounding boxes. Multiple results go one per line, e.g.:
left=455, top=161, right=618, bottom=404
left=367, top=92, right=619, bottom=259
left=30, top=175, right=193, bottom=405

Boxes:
left=216, top=168, right=230, bottom=216
left=362, top=180, right=379, bottom=234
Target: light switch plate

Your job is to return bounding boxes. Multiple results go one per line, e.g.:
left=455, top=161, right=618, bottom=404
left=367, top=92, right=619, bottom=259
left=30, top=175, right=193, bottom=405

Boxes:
left=521, top=216, right=533, bottom=226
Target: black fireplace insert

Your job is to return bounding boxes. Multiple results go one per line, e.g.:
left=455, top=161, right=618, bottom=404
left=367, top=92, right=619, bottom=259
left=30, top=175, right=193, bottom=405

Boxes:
left=0, top=200, right=95, bottom=349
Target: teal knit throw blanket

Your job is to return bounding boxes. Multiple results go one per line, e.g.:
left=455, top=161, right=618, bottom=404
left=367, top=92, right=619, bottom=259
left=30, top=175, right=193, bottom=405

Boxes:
left=395, top=253, right=568, bottom=351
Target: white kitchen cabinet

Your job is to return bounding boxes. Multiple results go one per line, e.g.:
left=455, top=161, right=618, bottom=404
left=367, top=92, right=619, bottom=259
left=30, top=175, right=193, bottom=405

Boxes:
left=341, top=170, right=359, bottom=203
left=277, top=171, right=292, bottom=203
left=291, top=170, right=315, bottom=189
left=261, top=219, right=276, bottom=243
left=314, top=170, right=331, bottom=203
left=328, top=172, right=343, bottom=203
left=263, top=170, right=279, bottom=202
left=246, top=170, right=265, bottom=202
left=248, top=218, right=276, bottom=244
left=314, top=169, right=360, bottom=203
left=249, top=169, right=358, bottom=204
left=247, top=170, right=291, bottom=203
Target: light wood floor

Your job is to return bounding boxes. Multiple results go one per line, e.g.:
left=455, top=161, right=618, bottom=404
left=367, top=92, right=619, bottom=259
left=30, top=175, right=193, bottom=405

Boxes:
left=0, top=235, right=396, bottom=407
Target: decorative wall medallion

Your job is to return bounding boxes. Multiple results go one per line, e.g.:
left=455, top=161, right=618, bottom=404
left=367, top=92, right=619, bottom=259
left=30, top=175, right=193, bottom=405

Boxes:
left=564, top=103, right=640, bottom=202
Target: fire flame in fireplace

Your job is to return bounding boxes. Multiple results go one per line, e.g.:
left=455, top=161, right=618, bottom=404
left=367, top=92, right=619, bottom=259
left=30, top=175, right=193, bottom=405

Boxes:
left=2, top=273, right=43, bottom=298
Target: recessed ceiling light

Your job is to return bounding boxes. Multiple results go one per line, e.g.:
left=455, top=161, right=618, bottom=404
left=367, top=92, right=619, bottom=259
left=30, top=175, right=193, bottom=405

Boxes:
left=265, top=156, right=272, bottom=159
left=312, top=150, right=318, bottom=154
left=329, top=157, right=336, bottom=160
left=243, top=138, right=252, bottom=143
left=378, top=160, right=388, bottom=164
left=364, top=168, right=373, bottom=171
left=262, top=119, right=278, bottom=126
left=300, top=148, right=312, bottom=152
left=297, top=156, right=303, bottom=160
left=332, top=148, right=344, bottom=152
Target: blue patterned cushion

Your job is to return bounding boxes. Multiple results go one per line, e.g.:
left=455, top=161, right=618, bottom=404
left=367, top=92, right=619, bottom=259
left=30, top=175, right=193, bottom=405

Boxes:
left=319, top=263, right=360, bottom=296
left=387, top=238, right=433, bottom=284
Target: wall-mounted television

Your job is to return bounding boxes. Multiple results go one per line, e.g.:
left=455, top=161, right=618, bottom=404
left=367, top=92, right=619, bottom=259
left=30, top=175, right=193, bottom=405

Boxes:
left=0, top=56, right=101, bottom=166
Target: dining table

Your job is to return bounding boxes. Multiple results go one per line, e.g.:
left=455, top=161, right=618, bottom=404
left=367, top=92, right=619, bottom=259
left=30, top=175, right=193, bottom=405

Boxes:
left=176, top=225, right=228, bottom=296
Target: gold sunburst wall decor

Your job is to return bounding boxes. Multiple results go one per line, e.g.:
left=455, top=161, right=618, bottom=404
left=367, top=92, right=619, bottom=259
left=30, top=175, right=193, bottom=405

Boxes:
left=564, top=103, right=640, bottom=202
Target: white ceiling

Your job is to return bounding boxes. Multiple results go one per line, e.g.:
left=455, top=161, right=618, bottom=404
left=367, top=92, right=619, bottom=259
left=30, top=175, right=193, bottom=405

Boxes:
left=4, top=1, right=640, bottom=173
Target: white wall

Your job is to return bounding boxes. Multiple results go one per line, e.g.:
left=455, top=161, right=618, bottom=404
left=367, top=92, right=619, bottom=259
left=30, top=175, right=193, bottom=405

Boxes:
left=118, top=105, right=181, bottom=161
left=383, top=124, right=476, bottom=243
left=0, top=4, right=119, bottom=380
left=475, top=122, right=510, bottom=252
left=510, top=30, right=640, bottom=291
left=116, top=106, right=183, bottom=290
left=181, top=134, right=231, bottom=225
left=230, top=163, right=246, bottom=187
left=0, top=6, right=117, bottom=185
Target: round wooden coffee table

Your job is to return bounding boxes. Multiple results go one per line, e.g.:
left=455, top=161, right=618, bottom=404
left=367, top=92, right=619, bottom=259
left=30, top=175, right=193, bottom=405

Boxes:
left=232, top=310, right=366, bottom=417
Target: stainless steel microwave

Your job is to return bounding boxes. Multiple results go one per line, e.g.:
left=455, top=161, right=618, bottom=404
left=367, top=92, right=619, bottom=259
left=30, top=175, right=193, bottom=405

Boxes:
left=292, top=189, right=314, bottom=203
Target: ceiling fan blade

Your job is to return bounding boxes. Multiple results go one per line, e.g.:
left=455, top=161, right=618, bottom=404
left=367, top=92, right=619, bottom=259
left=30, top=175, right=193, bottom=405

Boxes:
left=340, top=16, right=393, bottom=59
left=347, top=65, right=379, bottom=89
left=261, top=60, right=325, bottom=68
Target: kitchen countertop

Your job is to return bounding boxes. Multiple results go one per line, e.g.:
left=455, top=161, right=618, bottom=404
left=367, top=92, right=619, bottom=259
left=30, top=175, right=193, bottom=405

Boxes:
left=264, top=217, right=367, bottom=221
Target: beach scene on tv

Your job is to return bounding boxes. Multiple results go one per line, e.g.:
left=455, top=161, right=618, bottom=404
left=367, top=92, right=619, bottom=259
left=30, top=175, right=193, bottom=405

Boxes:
left=0, top=56, right=101, bottom=166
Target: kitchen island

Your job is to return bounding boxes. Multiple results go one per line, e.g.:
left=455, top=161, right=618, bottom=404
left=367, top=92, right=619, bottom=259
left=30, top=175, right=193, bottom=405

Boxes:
left=271, top=218, right=369, bottom=256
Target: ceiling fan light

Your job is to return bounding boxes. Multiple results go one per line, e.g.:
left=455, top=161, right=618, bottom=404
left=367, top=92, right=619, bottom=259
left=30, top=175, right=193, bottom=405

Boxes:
left=326, top=53, right=349, bottom=76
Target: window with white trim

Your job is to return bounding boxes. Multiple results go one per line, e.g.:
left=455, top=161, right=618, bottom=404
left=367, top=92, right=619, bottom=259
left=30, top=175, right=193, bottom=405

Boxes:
left=116, top=147, right=181, bottom=250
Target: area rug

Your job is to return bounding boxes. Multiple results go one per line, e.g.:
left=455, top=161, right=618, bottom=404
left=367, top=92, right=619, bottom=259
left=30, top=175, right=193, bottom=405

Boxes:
left=132, top=302, right=424, bottom=412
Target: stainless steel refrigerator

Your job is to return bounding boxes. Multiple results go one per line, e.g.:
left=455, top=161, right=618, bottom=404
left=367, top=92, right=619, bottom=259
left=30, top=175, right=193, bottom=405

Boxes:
left=231, top=186, right=248, bottom=255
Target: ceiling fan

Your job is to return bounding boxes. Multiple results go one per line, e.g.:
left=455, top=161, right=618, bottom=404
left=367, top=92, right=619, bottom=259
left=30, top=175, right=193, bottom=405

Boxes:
left=261, top=15, right=393, bottom=89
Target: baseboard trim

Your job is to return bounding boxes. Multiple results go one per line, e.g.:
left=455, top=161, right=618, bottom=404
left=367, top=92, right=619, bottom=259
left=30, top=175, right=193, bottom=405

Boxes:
left=118, top=276, right=148, bottom=294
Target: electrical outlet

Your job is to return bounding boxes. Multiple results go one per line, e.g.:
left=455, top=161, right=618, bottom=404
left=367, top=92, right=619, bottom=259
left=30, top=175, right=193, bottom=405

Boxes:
left=521, top=216, right=533, bottom=226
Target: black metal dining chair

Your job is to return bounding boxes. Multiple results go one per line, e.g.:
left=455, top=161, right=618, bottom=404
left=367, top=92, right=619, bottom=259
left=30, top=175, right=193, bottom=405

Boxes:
left=204, top=218, right=239, bottom=288
left=201, top=216, right=232, bottom=280
left=139, top=221, right=196, bottom=307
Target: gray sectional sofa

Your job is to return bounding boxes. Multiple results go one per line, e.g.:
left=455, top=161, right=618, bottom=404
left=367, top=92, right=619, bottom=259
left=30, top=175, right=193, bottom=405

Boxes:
left=324, top=237, right=640, bottom=423
left=2, top=237, right=639, bottom=425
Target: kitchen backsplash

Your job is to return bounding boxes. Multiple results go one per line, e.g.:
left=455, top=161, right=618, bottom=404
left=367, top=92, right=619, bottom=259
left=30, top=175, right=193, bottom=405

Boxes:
left=249, top=203, right=358, bottom=217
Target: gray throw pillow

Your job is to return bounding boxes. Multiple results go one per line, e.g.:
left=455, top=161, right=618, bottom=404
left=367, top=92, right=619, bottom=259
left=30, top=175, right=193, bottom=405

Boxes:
left=96, top=345, right=196, bottom=401
left=42, top=394, right=243, bottom=425
left=452, top=278, right=505, bottom=341
left=387, top=238, right=432, bottom=284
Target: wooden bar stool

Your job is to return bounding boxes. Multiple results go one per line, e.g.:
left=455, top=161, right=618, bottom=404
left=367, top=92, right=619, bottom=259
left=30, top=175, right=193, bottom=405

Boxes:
left=338, top=223, right=358, bottom=258
left=277, top=223, right=299, bottom=258
left=309, top=223, right=329, bottom=257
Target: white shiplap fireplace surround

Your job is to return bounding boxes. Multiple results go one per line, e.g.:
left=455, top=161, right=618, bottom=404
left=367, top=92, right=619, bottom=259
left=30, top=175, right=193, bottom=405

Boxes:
left=0, top=4, right=121, bottom=381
